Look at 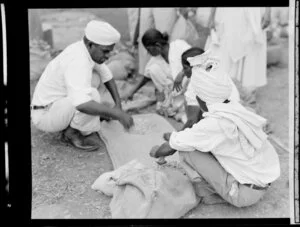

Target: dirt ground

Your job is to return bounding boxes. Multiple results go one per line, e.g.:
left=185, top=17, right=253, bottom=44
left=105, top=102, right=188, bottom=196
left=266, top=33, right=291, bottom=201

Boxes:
left=31, top=8, right=292, bottom=219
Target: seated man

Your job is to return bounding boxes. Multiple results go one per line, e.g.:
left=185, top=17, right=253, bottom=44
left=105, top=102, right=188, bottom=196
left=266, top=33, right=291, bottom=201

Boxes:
left=150, top=53, right=280, bottom=207
left=31, top=20, right=134, bottom=151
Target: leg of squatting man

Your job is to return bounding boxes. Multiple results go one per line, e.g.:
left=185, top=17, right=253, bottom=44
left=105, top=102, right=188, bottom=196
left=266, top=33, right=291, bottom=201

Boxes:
left=31, top=96, right=76, bottom=133
left=179, top=151, right=267, bottom=207
left=31, top=88, right=103, bottom=151
left=178, top=152, right=216, bottom=198
left=70, top=88, right=101, bottom=136
left=31, top=88, right=101, bottom=135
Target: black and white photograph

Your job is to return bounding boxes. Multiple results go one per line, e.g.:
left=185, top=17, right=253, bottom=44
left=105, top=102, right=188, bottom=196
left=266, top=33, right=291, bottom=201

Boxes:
left=1, top=1, right=299, bottom=225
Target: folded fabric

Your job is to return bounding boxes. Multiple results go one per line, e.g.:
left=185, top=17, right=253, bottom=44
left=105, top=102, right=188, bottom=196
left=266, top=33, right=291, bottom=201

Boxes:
left=204, top=102, right=268, bottom=157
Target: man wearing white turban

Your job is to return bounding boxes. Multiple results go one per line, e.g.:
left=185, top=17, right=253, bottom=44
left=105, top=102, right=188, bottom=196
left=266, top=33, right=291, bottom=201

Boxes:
left=149, top=54, right=280, bottom=207
left=163, top=48, right=241, bottom=141
left=31, top=20, right=134, bottom=151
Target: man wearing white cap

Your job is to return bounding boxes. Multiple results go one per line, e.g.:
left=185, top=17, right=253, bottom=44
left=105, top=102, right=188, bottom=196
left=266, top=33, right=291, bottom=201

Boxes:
left=31, top=20, right=134, bottom=151
left=150, top=53, right=280, bottom=207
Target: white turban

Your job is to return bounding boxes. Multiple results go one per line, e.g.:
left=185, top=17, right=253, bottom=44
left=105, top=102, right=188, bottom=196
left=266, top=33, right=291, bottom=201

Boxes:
left=84, top=20, right=121, bottom=45
left=187, top=54, right=232, bottom=105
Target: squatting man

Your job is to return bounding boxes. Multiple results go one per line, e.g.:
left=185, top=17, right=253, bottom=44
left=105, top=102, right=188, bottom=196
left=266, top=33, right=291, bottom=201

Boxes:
left=150, top=52, right=280, bottom=208
left=31, top=20, right=134, bottom=151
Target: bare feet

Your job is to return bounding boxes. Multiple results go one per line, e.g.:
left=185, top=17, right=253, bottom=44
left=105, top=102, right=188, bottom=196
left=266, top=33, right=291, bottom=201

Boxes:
left=61, top=127, right=99, bottom=151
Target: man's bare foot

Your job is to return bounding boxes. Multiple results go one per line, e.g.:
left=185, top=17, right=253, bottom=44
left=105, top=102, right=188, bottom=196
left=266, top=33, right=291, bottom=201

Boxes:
left=61, top=127, right=99, bottom=151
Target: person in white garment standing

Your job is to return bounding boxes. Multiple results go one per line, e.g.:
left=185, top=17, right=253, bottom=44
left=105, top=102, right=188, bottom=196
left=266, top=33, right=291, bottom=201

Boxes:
left=136, top=8, right=178, bottom=75
left=31, top=20, right=134, bottom=151
left=205, top=7, right=271, bottom=101
left=150, top=53, right=280, bottom=207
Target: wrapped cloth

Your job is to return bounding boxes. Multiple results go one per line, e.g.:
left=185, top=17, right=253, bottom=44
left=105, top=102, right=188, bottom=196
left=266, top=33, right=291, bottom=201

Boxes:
left=204, top=102, right=268, bottom=157
left=187, top=52, right=232, bottom=105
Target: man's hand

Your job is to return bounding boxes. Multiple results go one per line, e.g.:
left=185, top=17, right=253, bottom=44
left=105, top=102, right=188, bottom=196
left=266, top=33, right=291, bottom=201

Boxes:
left=163, top=132, right=172, bottom=141
left=173, top=78, right=183, bottom=92
left=117, top=109, right=134, bottom=130
left=149, top=142, right=176, bottom=158
left=114, top=102, right=123, bottom=110
left=149, top=145, right=160, bottom=158
left=173, top=71, right=185, bottom=92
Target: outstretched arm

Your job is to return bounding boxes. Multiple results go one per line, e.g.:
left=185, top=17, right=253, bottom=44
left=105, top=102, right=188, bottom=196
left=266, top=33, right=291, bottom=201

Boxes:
left=76, top=100, right=134, bottom=130
left=173, top=70, right=186, bottom=92
left=163, top=104, right=202, bottom=141
left=104, top=78, right=122, bottom=109
left=181, top=104, right=203, bottom=130
left=123, top=74, right=151, bottom=100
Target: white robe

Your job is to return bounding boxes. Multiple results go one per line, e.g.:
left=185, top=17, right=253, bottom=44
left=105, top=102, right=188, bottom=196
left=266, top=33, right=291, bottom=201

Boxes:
left=138, top=8, right=178, bottom=74
left=206, top=7, right=267, bottom=91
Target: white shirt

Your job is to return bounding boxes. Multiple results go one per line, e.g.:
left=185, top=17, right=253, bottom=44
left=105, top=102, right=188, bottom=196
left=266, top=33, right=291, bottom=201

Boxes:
left=169, top=114, right=280, bottom=187
left=31, top=40, right=113, bottom=107
left=144, top=55, right=173, bottom=92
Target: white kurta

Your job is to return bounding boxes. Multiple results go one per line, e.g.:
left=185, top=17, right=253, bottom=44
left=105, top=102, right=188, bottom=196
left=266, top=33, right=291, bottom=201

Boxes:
left=206, top=7, right=267, bottom=91
left=32, top=40, right=113, bottom=107
left=31, top=40, right=113, bottom=134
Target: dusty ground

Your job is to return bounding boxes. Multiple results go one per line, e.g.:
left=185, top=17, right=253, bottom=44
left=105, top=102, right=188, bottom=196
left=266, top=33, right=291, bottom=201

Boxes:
left=31, top=8, right=292, bottom=219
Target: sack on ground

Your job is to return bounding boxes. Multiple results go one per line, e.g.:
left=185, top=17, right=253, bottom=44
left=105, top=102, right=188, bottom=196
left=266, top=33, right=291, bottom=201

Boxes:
left=105, top=160, right=199, bottom=218
left=106, top=51, right=136, bottom=80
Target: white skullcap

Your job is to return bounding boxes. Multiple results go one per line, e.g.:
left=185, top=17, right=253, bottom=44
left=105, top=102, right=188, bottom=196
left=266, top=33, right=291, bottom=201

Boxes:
left=188, top=54, right=232, bottom=105
left=84, top=20, right=121, bottom=45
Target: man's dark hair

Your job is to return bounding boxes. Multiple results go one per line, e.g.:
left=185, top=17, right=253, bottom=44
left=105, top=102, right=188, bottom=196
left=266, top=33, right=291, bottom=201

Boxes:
left=141, top=28, right=169, bottom=47
left=83, top=35, right=98, bottom=47
left=181, top=47, right=205, bottom=67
